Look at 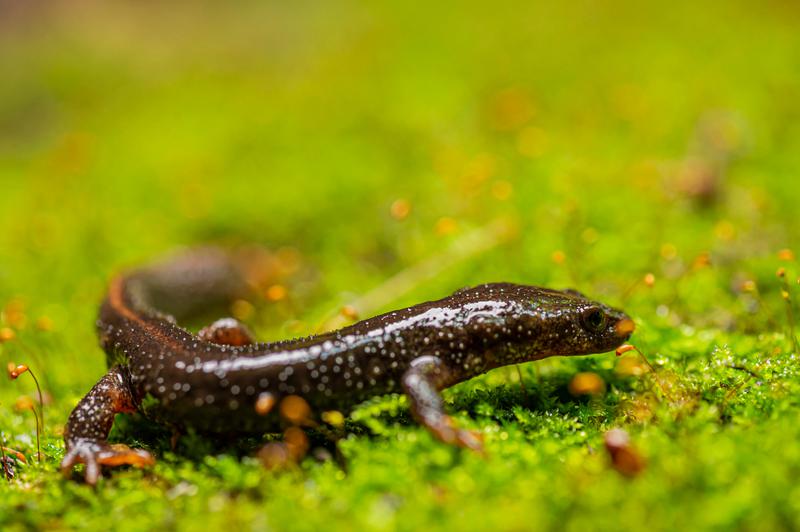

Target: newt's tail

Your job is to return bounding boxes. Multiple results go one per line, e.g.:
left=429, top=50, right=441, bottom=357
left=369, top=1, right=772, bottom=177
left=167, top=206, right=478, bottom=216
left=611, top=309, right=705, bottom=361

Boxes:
left=117, top=247, right=256, bottom=322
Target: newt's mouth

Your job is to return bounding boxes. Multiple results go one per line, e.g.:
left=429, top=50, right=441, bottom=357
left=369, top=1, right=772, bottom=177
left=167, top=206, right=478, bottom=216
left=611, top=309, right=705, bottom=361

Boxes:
left=614, top=318, right=636, bottom=339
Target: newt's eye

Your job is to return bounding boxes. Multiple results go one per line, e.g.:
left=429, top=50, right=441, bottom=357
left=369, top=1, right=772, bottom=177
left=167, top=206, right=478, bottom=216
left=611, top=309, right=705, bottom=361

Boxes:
left=581, top=308, right=607, bottom=333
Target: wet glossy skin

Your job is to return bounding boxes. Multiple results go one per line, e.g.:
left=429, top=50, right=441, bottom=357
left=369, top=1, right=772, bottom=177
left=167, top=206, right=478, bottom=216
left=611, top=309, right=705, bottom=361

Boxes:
left=61, top=249, right=634, bottom=484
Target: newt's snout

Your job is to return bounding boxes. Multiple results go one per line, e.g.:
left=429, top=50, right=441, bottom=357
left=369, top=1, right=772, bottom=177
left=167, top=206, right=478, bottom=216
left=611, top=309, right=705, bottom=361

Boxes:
left=614, top=318, right=635, bottom=339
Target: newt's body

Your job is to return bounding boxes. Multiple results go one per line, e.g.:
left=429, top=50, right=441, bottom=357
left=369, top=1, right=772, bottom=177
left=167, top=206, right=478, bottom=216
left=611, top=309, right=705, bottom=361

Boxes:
left=62, top=249, right=635, bottom=484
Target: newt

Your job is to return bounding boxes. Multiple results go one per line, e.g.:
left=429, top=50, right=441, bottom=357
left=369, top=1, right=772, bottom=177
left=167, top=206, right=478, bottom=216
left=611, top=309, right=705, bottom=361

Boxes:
left=61, top=248, right=635, bottom=484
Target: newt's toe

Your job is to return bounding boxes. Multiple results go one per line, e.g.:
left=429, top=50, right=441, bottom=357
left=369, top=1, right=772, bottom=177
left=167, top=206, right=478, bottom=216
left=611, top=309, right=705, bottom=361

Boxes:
left=61, top=440, right=154, bottom=485
left=97, top=445, right=155, bottom=468
left=427, top=416, right=484, bottom=454
left=455, top=429, right=485, bottom=454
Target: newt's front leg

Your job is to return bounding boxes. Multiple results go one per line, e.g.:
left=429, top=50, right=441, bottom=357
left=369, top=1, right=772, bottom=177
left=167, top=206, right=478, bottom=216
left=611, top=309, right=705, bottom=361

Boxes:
left=402, top=356, right=483, bottom=452
left=61, top=366, right=154, bottom=485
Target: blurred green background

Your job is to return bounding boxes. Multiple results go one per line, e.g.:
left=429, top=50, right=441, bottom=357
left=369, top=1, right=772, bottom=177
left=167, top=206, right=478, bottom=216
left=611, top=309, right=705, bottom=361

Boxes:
left=2, top=1, right=800, bottom=530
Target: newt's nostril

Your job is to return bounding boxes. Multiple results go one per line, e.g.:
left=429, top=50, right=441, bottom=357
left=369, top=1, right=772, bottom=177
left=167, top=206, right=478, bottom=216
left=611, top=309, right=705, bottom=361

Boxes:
left=615, top=318, right=635, bottom=337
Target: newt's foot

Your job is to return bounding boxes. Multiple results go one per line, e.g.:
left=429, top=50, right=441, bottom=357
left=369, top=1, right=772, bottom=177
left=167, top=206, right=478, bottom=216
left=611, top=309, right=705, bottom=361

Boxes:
left=61, top=439, right=155, bottom=485
left=198, top=318, right=256, bottom=346
left=430, top=416, right=485, bottom=454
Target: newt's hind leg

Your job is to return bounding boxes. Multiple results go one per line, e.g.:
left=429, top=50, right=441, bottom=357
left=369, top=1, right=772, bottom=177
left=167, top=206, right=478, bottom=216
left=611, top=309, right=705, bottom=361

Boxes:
left=402, top=356, right=483, bottom=452
left=198, top=318, right=256, bottom=346
left=61, top=366, right=154, bottom=485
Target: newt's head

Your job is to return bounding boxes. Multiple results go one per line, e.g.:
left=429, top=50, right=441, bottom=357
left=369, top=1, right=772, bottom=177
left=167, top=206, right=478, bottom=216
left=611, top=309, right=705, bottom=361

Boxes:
left=453, top=283, right=634, bottom=363
left=519, top=285, right=634, bottom=358
left=546, top=288, right=634, bottom=356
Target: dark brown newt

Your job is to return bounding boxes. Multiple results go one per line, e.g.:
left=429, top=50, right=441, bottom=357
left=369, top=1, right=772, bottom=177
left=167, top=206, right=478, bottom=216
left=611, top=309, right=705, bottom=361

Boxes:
left=61, top=248, right=635, bottom=484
